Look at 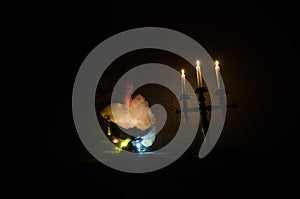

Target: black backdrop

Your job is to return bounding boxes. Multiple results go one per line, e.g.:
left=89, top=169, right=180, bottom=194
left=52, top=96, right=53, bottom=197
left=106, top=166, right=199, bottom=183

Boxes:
left=4, top=1, right=299, bottom=198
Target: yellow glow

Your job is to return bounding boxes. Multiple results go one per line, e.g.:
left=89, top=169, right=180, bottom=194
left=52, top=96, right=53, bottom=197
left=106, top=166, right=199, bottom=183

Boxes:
left=120, top=141, right=128, bottom=148
left=196, top=60, right=200, bottom=67
left=114, top=147, right=122, bottom=153
left=120, top=138, right=130, bottom=148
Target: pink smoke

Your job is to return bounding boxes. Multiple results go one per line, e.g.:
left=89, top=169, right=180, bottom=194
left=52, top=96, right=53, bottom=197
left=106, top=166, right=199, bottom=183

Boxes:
left=125, top=83, right=133, bottom=106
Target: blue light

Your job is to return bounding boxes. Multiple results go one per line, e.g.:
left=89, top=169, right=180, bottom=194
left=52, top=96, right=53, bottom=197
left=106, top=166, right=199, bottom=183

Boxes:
left=136, top=143, right=141, bottom=148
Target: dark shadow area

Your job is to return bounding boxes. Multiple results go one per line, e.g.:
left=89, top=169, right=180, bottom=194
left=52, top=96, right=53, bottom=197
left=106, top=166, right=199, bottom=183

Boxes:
left=5, top=0, right=299, bottom=198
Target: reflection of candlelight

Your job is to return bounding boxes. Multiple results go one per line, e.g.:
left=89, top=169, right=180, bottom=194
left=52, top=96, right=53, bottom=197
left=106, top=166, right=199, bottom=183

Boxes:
left=196, top=60, right=202, bottom=87
left=181, top=69, right=186, bottom=95
left=215, top=60, right=220, bottom=89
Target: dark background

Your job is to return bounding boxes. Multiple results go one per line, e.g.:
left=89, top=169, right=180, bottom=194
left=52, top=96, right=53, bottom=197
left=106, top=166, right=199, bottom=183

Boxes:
left=4, top=0, right=299, bottom=198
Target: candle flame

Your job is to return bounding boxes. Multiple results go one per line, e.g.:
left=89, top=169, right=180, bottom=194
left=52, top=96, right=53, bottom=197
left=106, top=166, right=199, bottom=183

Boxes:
left=215, top=60, right=220, bottom=89
left=196, top=60, right=200, bottom=67
left=215, top=60, right=219, bottom=67
left=181, top=69, right=185, bottom=76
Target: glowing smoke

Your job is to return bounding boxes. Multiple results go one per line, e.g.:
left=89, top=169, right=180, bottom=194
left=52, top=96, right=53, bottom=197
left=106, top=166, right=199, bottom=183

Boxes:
left=100, top=93, right=155, bottom=131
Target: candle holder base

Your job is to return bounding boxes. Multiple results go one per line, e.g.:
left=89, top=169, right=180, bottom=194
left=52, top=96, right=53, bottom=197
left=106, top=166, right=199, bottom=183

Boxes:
left=195, top=87, right=207, bottom=93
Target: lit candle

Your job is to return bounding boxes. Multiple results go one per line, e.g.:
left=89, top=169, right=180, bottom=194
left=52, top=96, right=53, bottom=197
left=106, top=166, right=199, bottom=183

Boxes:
left=196, top=60, right=202, bottom=87
left=181, top=69, right=186, bottom=95
left=215, top=60, right=220, bottom=89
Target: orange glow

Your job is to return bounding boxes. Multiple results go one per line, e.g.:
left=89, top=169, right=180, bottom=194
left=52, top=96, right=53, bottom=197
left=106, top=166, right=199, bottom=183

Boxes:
left=112, top=138, right=119, bottom=143
left=196, top=60, right=200, bottom=67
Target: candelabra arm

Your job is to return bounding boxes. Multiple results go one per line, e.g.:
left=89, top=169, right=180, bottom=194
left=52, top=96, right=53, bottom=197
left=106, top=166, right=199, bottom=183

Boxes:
left=176, top=87, right=237, bottom=137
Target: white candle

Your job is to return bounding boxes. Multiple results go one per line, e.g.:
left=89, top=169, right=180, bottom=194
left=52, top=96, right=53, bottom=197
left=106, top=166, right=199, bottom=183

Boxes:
left=215, top=60, right=220, bottom=89
left=181, top=69, right=186, bottom=95
left=196, top=60, right=202, bottom=87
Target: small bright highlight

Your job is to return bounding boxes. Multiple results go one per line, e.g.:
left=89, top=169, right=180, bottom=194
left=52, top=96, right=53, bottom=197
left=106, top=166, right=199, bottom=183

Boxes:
left=181, top=69, right=185, bottom=76
left=215, top=60, right=219, bottom=67
left=112, top=138, right=119, bottom=144
left=120, top=138, right=130, bottom=148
